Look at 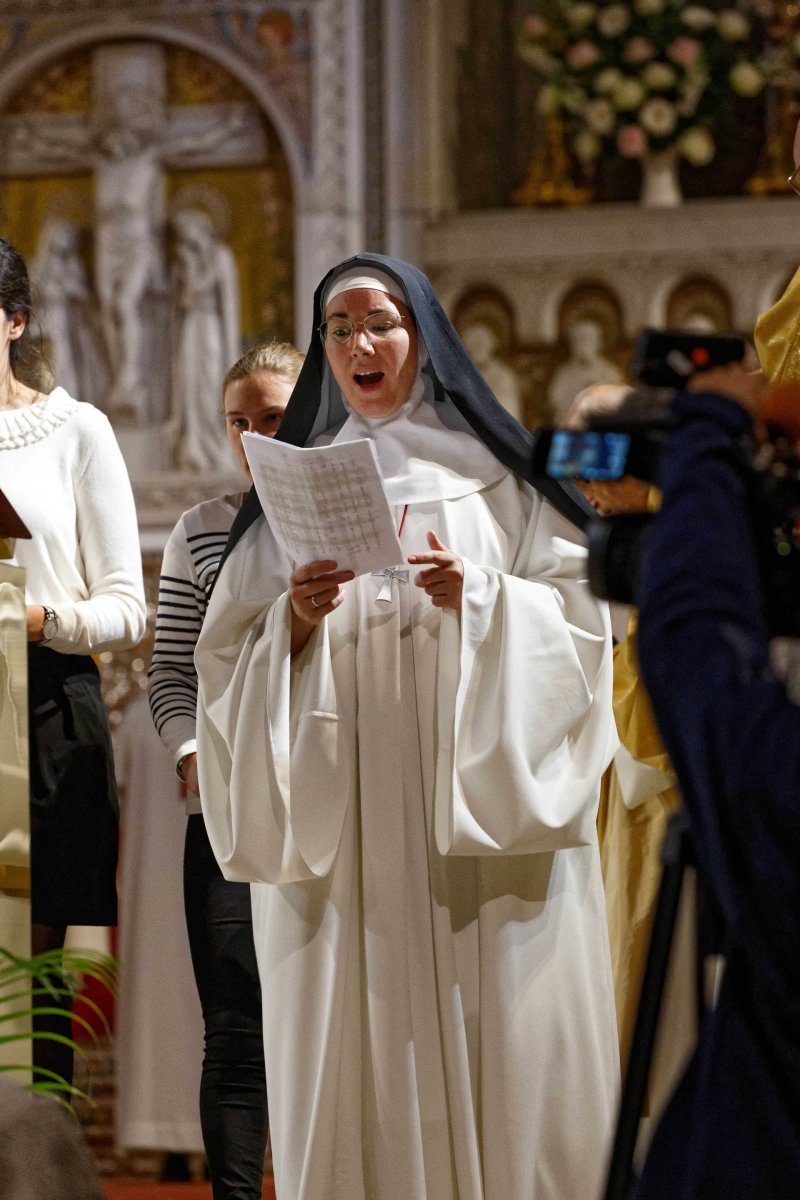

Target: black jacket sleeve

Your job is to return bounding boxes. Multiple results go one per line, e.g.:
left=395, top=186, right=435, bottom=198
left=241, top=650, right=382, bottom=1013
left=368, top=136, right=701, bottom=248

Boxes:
left=637, top=389, right=800, bottom=989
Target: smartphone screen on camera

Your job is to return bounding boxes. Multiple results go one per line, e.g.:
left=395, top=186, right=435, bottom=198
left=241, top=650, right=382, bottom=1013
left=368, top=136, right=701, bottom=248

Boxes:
left=546, top=430, right=631, bottom=480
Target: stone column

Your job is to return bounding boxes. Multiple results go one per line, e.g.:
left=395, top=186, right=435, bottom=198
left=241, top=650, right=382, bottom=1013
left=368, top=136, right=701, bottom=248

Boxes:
left=382, top=0, right=461, bottom=263
left=295, top=0, right=368, bottom=340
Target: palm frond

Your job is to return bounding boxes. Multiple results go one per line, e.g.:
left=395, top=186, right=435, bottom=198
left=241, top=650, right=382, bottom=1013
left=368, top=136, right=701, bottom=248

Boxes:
left=0, top=945, right=117, bottom=1109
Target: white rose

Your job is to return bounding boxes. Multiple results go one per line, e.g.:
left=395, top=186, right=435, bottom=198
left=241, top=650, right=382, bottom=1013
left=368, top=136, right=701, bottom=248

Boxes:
left=729, top=61, right=764, bottom=96
left=614, top=78, right=645, bottom=111
left=585, top=97, right=616, bottom=135
left=643, top=61, right=678, bottom=89
left=640, top=97, right=678, bottom=137
left=574, top=129, right=602, bottom=162
left=680, top=6, right=717, bottom=30
left=680, top=125, right=716, bottom=165
left=595, top=66, right=624, bottom=93
left=568, top=3, right=597, bottom=29
left=717, top=10, right=750, bottom=40
left=597, top=4, right=630, bottom=37
left=635, top=0, right=665, bottom=14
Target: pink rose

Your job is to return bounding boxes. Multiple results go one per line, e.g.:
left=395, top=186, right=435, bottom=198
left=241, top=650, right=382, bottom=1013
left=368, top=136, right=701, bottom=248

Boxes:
left=617, top=124, right=648, bottom=158
left=624, top=37, right=655, bottom=64
left=668, top=36, right=702, bottom=66
left=523, top=14, right=548, bottom=38
left=567, top=40, right=601, bottom=70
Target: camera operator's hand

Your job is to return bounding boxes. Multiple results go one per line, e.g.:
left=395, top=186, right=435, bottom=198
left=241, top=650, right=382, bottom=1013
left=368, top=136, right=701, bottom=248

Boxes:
left=579, top=476, right=651, bottom=517
left=687, top=363, right=768, bottom=419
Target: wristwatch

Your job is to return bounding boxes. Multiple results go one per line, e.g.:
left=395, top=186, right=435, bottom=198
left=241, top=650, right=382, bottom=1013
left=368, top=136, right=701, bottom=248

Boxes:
left=176, top=752, right=194, bottom=782
left=40, top=606, right=59, bottom=644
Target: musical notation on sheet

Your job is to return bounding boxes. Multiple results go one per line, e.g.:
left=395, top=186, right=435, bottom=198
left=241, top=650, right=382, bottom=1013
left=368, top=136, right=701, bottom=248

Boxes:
left=242, top=433, right=403, bottom=578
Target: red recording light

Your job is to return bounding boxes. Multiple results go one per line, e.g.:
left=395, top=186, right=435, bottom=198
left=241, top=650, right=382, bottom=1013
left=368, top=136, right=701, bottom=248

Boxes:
left=691, top=346, right=711, bottom=367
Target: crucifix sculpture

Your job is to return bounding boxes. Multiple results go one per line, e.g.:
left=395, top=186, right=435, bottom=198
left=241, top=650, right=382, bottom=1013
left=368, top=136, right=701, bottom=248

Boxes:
left=1, top=41, right=266, bottom=427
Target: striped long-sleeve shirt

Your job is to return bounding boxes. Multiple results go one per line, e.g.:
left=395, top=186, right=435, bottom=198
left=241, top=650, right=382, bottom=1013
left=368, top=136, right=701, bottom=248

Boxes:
left=148, top=495, right=238, bottom=814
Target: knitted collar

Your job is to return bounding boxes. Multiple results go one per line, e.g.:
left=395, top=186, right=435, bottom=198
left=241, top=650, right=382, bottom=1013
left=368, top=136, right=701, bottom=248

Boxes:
left=0, top=389, right=79, bottom=450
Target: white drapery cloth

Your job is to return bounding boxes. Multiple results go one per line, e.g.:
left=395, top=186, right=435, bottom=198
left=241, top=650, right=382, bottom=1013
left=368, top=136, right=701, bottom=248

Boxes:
left=114, top=697, right=204, bottom=1153
left=195, top=469, right=619, bottom=1200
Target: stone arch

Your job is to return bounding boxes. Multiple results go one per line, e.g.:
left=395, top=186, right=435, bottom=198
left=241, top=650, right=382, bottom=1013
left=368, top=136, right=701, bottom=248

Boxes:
left=544, top=281, right=628, bottom=424
left=0, top=19, right=313, bottom=334
left=555, top=280, right=625, bottom=350
left=666, top=275, right=734, bottom=332
left=451, top=285, right=518, bottom=352
left=449, top=285, right=529, bottom=424
left=0, top=21, right=308, bottom=190
left=2, top=5, right=367, bottom=345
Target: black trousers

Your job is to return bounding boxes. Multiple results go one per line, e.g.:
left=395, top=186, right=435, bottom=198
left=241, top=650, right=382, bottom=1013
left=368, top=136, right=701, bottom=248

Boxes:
left=28, top=647, right=118, bottom=926
left=183, top=814, right=268, bottom=1200
left=27, top=647, right=119, bottom=1094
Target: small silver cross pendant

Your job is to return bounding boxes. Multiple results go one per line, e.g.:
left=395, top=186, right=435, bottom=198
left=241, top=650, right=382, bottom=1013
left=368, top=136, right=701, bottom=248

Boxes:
left=371, top=566, right=409, bottom=604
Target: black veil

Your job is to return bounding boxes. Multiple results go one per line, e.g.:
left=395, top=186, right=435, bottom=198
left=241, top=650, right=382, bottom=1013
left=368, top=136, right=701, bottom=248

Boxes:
left=225, top=253, right=590, bottom=559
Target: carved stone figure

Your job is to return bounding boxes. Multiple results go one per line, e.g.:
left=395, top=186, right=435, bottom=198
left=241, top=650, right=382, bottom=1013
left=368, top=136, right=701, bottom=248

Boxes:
left=92, top=108, right=243, bottom=423
left=461, top=321, right=524, bottom=423
left=93, top=126, right=169, bottom=423
left=170, top=208, right=241, bottom=471
left=31, top=217, right=107, bottom=408
left=14, top=46, right=170, bottom=424
left=19, top=110, right=170, bottom=422
left=548, top=319, right=624, bottom=421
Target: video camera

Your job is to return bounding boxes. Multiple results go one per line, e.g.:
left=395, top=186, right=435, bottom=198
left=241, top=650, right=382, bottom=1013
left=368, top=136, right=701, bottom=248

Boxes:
left=533, top=329, right=800, bottom=636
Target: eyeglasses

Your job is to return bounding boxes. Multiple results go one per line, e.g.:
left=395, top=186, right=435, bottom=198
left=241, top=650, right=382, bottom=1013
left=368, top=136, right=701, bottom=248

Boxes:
left=318, top=312, right=410, bottom=346
left=788, top=163, right=800, bottom=196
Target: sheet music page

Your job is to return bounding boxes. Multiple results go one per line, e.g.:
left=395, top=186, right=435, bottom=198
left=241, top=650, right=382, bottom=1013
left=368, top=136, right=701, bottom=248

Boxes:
left=242, top=433, right=404, bottom=577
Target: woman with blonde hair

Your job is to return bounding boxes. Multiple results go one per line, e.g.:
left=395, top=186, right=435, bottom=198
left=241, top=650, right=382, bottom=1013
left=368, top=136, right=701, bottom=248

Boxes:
left=148, top=340, right=303, bottom=1200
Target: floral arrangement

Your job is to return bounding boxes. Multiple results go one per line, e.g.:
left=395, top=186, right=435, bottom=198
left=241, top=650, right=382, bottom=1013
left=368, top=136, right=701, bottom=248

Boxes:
left=517, top=1, right=766, bottom=168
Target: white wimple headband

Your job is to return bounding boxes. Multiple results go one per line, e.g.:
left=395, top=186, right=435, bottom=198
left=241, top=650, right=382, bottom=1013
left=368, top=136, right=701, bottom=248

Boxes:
left=323, top=268, right=405, bottom=308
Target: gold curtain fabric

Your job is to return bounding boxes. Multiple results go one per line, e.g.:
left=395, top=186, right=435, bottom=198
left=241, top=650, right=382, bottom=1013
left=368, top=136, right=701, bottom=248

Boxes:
left=597, top=619, right=682, bottom=1080
left=754, top=265, right=800, bottom=384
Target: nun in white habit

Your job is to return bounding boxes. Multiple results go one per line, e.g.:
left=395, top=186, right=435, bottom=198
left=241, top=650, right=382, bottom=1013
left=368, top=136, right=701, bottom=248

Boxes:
left=195, top=254, right=620, bottom=1200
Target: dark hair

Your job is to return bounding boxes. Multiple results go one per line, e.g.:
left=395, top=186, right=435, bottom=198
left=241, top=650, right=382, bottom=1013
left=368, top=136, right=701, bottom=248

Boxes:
left=0, top=237, right=52, bottom=391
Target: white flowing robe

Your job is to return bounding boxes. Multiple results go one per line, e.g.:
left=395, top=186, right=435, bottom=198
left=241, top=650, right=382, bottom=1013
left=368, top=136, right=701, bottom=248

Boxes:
left=195, top=472, right=619, bottom=1200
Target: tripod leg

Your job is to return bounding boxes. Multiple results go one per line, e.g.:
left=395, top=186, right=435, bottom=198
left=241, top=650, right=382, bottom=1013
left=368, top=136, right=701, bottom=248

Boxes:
left=603, top=814, right=691, bottom=1200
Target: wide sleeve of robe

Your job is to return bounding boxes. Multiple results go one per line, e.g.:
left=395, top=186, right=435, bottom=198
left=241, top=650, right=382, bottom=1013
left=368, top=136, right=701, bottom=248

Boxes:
left=194, top=517, right=353, bottom=885
left=434, top=491, right=618, bottom=857
left=195, top=488, right=616, bottom=885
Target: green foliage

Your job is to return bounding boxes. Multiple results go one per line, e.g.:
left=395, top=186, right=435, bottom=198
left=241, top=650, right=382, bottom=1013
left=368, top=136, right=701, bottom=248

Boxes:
left=0, top=946, right=116, bottom=1108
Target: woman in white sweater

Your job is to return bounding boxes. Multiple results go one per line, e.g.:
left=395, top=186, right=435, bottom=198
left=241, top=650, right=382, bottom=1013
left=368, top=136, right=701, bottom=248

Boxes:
left=148, top=342, right=303, bottom=1200
left=0, top=237, right=146, bottom=1090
